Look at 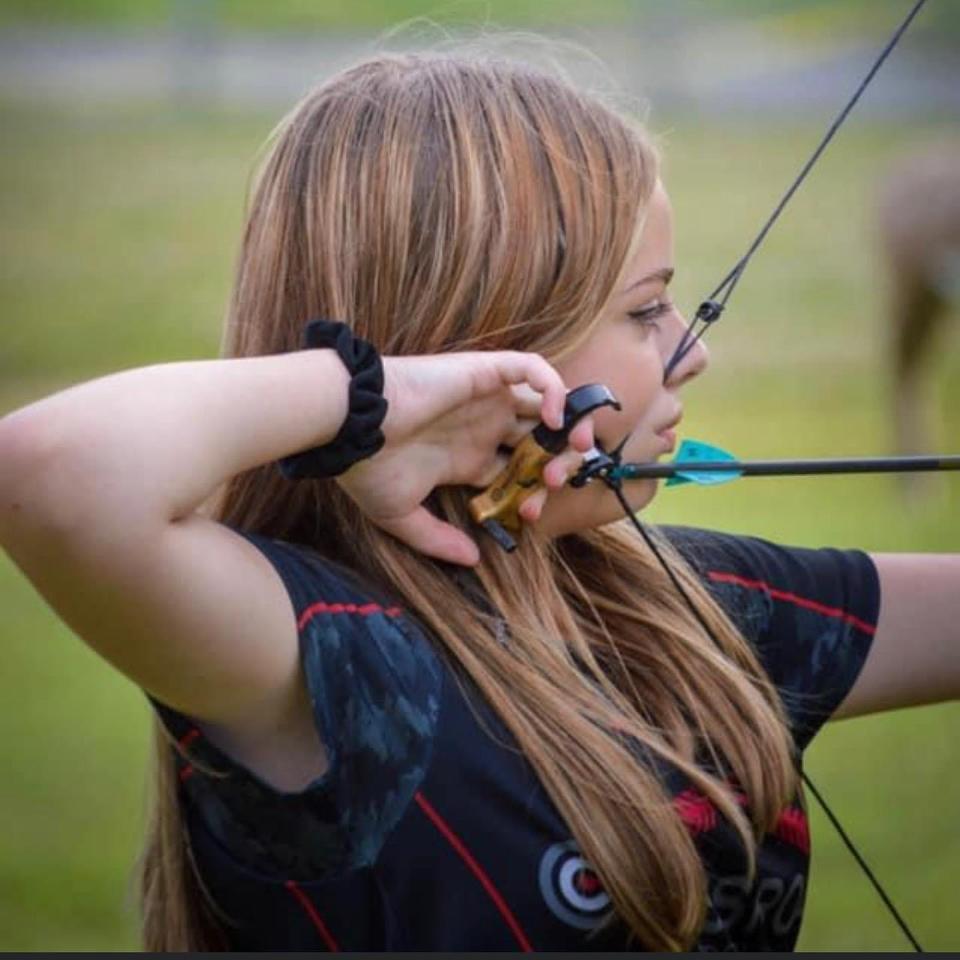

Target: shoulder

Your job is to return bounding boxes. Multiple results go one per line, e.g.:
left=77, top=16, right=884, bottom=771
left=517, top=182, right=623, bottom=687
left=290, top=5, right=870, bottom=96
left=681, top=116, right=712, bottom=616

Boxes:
left=235, top=530, right=444, bottom=708
left=658, top=524, right=880, bottom=631
left=155, top=531, right=445, bottom=879
left=658, top=525, right=880, bottom=750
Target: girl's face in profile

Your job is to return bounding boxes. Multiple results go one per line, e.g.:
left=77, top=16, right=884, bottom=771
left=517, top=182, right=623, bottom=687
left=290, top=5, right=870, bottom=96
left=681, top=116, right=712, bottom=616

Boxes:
left=537, top=181, right=710, bottom=536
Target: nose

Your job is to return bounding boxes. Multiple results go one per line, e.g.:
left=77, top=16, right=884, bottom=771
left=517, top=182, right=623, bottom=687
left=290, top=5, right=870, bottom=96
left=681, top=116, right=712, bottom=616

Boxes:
left=662, top=310, right=710, bottom=388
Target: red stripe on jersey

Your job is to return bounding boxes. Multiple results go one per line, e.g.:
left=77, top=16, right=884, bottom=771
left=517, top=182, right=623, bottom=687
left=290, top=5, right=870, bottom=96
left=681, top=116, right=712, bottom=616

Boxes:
left=676, top=785, right=810, bottom=856
left=675, top=789, right=719, bottom=832
left=285, top=880, right=340, bottom=951
left=298, top=601, right=403, bottom=631
left=774, top=806, right=811, bottom=855
left=177, top=728, right=201, bottom=782
left=707, top=570, right=876, bottom=635
left=414, top=791, right=534, bottom=952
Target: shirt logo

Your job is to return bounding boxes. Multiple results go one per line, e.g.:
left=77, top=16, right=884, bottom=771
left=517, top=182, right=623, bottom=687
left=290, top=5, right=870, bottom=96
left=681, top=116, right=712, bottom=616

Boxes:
left=539, top=840, right=611, bottom=929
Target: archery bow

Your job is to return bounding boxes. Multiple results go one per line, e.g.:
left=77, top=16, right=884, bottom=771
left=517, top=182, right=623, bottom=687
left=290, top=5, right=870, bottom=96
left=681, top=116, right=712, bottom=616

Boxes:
left=570, top=0, right=936, bottom=950
left=469, top=0, right=942, bottom=949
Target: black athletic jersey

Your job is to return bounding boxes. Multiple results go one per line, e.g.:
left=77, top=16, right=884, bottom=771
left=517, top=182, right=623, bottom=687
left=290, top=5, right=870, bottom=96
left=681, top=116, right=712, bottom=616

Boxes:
left=150, top=524, right=879, bottom=951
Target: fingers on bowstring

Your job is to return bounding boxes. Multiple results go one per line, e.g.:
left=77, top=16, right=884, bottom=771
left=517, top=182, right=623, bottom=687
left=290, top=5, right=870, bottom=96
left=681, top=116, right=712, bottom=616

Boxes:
left=379, top=506, right=481, bottom=567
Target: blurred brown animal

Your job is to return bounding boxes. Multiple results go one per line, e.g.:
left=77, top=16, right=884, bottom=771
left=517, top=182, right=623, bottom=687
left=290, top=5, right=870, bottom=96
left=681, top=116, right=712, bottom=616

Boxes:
left=876, top=141, right=960, bottom=496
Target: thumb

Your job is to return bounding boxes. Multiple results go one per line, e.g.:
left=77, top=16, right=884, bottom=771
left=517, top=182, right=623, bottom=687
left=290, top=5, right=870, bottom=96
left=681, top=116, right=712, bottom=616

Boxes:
left=378, top=505, right=481, bottom=567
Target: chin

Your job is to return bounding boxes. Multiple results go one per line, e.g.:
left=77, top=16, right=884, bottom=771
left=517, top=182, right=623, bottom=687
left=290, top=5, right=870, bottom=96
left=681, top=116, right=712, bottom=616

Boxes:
left=539, top=479, right=659, bottom=537
left=609, top=478, right=658, bottom=519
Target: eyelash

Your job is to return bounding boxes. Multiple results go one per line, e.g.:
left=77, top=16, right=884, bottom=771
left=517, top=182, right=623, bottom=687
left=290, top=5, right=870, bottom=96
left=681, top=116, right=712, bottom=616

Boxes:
left=627, top=301, right=672, bottom=326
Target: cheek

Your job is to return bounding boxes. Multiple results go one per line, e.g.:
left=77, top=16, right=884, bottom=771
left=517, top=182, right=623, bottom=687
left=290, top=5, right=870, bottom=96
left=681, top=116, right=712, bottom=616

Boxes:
left=535, top=474, right=659, bottom=537
left=593, top=346, right=662, bottom=438
left=627, top=354, right=662, bottom=416
left=554, top=327, right=663, bottom=438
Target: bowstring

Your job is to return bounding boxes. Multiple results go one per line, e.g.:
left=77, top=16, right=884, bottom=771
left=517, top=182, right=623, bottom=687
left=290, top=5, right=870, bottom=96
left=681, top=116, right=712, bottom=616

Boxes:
left=652, top=9, right=931, bottom=941
left=568, top=0, right=926, bottom=953
left=661, top=0, right=929, bottom=384
left=605, top=480, right=923, bottom=951
left=656, top=0, right=926, bottom=953
left=510, top=1, right=930, bottom=946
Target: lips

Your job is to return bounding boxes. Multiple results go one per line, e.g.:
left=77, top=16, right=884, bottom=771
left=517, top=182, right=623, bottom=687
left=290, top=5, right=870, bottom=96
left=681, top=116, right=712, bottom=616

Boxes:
left=655, top=409, right=683, bottom=436
left=653, top=410, right=682, bottom=455
left=656, top=428, right=678, bottom=454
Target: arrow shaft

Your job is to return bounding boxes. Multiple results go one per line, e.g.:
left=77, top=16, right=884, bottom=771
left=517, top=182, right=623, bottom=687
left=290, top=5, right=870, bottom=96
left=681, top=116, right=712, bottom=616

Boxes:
left=616, top=455, right=960, bottom=480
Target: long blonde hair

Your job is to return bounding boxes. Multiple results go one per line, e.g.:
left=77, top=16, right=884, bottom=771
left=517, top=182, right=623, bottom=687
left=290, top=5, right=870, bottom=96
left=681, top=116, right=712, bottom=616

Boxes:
left=138, top=52, right=797, bottom=951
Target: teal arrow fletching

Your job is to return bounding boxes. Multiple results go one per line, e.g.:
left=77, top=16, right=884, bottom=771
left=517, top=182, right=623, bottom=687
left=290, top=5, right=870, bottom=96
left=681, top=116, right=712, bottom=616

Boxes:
left=666, top=439, right=743, bottom=487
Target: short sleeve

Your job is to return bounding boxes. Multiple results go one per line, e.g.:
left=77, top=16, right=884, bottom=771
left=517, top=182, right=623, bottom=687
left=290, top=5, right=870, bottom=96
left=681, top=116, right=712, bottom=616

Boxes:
left=660, top=526, right=879, bottom=752
left=148, top=531, right=443, bottom=881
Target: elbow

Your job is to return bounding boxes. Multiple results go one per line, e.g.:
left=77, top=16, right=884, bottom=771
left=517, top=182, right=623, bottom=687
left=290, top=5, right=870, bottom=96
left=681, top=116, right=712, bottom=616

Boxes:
left=0, top=406, right=85, bottom=545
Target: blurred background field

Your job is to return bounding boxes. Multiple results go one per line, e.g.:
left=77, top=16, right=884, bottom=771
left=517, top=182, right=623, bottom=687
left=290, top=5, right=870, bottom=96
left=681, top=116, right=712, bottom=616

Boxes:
left=1, top=0, right=959, bottom=35
left=1, top=0, right=958, bottom=951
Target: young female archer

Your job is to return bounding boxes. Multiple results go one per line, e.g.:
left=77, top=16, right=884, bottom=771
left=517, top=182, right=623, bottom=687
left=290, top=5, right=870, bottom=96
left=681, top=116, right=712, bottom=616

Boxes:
left=0, top=53, right=956, bottom=952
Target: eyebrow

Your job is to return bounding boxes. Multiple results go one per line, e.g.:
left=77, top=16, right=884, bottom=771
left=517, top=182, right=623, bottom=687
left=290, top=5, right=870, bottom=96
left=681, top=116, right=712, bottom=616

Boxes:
left=623, top=267, right=675, bottom=293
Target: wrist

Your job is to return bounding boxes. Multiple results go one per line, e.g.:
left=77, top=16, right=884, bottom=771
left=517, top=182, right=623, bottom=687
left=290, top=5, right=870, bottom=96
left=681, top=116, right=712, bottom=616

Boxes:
left=303, top=347, right=352, bottom=443
left=278, top=320, right=388, bottom=480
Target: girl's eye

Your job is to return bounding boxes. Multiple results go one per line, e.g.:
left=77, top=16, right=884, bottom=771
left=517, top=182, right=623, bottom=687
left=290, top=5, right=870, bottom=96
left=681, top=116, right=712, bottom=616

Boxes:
left=627, top=300, right=672, bottom=327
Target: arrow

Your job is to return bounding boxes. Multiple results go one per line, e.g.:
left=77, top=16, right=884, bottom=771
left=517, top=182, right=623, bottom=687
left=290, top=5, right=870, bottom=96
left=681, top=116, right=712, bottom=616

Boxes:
left=611, top=439, right=960, bottom=486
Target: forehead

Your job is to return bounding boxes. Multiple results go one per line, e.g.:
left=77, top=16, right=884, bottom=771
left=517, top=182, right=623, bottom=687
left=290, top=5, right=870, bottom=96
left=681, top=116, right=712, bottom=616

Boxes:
left=614, top=182, right=674, bottom=297
left=634, top=182, right=673, bottom=267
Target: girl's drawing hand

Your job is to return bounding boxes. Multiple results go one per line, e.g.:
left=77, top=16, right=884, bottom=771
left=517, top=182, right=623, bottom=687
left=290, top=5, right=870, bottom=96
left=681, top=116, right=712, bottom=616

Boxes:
left=335, top=352, right=594, bottom=565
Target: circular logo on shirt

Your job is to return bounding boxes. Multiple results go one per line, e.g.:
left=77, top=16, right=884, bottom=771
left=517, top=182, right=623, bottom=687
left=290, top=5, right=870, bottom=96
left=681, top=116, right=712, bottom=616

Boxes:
left=539, top=840, right=610, bottom=929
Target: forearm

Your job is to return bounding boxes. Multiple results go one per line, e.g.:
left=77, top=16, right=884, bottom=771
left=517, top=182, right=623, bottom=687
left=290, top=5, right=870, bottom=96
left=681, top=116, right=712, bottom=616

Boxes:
left=0, top=350, right=348, bottom=532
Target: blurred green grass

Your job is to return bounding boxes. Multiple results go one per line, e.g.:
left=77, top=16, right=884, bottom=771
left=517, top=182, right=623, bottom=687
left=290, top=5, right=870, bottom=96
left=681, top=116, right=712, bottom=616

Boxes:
left=0, top=0, right=634, bottom=31
left=0, top=0, right=957, bottom=44
left=0, top=91, right=958, bottom=952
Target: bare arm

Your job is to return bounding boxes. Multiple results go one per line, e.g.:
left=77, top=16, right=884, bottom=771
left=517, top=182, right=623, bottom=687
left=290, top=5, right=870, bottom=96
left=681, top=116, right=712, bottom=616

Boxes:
left=0, top=348, right=572, bottom=788
left=833, top=552, right=960, bottom=719
left=0, top=351, right=351, bottom=787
